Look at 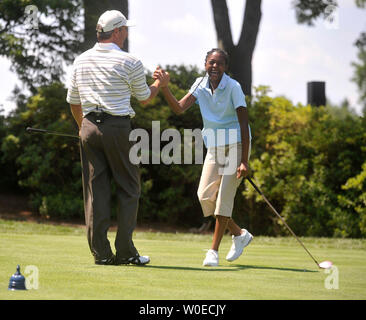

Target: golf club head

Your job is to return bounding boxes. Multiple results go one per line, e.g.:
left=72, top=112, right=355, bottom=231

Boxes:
left=318, top=260, right=333, bottom=269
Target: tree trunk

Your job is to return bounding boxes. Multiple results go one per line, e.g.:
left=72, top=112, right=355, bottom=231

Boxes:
left=211, top=0, right=262, bottom=96
left=83, top=0, right=129, bottom=52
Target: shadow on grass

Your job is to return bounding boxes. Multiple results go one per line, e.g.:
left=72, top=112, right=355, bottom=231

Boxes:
left=138, top=264, right=317, bottom=273
left=232, top=264, right=318, bottom=273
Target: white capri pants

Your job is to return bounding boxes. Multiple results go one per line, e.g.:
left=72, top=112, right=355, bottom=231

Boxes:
left=197, top=142, right=251, bottom=218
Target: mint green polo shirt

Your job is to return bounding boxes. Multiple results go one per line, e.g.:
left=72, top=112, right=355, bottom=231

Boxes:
left=189, top=73, right=251, bottom=147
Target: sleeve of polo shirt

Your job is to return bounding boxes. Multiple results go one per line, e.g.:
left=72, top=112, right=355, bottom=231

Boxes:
left=130, top=60, right=151, bottom=101
left=231, top=82, right=247, bottom=109
left=66, top=61, right=81, bottom=105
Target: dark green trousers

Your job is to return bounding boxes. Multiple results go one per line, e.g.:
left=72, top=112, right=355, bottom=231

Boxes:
left=80, top=114, right=140, bottom=261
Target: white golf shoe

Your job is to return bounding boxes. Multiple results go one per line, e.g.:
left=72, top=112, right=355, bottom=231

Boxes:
left=226, top=229, right=253, bottom=262
left=203, top=249, right=219, bottom=267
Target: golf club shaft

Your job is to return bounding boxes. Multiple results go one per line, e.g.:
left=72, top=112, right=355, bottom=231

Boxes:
left=26, top=127, right=79, bottom=139
left=246, top=177, right=320, bottom=267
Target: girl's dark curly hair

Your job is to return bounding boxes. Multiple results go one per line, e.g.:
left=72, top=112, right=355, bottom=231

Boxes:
left=205, top=48, right=229, bottom=66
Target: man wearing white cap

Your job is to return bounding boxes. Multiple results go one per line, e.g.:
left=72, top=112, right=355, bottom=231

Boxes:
left=67, top=10, right=168, bottom=265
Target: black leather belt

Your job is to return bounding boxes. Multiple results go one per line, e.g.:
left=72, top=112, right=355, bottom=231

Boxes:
left=87, top=111, right=130, bottom=124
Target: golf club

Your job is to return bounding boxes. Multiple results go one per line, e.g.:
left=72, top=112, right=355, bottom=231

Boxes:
left=26, top=127, right=79, bottom=139
left=246, top=177, right=333, bottom=270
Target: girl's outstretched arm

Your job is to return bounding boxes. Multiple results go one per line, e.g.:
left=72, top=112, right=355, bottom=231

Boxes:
left=161, top=88, right=196, bottom=115
left=154, top=67, right=196, bottom=114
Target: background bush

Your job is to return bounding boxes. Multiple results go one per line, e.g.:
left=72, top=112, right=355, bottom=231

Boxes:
left=0, top=66, right=365, bottom=237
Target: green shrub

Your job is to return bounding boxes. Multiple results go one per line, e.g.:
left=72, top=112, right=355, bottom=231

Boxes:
left=1, top=68, right=365, bottom=237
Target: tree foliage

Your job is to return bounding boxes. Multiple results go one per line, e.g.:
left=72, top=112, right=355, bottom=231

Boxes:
left=352, top=32, right=366, bottom=114
left=0, top=0, right=129, bottom=93
left=1, top=82, right=82, bottom=218
left=0, top=0, right=83, bottom=92
left=244, top=86, right=366, bottom=237
left=0, top=1, right=365, bottom=237
left=1, top=67, right=365, bottom=237
left=210, top=0, right=353, bottom=96
left=292, top=0, right=337, bottom=25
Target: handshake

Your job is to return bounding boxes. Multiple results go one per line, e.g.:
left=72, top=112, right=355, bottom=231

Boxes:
left=153, top=66, right=170, bottom=88
left=149, top=65, right=191, bottom=116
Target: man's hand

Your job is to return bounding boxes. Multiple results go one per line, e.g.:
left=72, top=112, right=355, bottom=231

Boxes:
left=153, top=66, right=170, bottom=87
left=140, top=66, right=170, bottom=105
left=70, top=104, right=83, bottom=135
left=237, top=161, right=251, bottom=179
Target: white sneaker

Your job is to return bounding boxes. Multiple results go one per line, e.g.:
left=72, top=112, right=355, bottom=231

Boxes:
left=203, top=249, right=219, bottom=266
left=226, top=229, right=253, bottom=262
left=130, top=255, right=150, bottom=265
left=117, top=254, right=150, bottom=265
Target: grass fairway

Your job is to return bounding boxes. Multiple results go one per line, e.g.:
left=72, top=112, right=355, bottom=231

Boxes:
left=0, top=219, right=365, bottom=300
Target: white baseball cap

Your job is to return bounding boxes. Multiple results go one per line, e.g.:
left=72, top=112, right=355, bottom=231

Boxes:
left=96, top=10, right=134, bottom=32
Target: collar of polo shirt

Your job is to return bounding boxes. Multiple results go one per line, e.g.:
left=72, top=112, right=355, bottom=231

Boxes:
left=94, top=42, right=122, bottom=51
left=204, top=73, right=229, bottom=90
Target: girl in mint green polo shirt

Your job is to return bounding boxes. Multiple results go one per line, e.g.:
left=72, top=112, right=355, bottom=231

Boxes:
left=156, top=48, right=253, bottom=267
